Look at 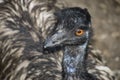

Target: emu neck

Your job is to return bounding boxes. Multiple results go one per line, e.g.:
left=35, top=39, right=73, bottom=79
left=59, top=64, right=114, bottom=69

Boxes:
left=63, top=44, right=88, bottom=80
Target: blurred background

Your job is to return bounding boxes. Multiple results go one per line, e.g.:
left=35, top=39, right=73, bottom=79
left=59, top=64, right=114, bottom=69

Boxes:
left=58, top=0, right=120, bottom=79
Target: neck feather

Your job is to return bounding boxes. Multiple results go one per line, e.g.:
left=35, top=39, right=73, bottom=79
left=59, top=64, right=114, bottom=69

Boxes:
left=62, top=43, right=89, bottom=80
left=62, top=42, right=98, bottom=80
left=63, top=44, right=87, bottom=77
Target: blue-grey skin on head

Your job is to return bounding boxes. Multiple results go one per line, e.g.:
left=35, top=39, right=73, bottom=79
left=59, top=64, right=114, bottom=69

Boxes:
left=44, top=7, right=97, bottom=80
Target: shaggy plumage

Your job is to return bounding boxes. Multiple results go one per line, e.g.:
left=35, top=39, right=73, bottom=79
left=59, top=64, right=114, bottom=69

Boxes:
left=0, top=0, right=115, bottom=80
left=0, top=0, right=63, bottom=80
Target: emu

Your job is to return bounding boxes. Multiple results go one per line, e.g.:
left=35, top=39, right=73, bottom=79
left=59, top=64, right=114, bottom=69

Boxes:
left=0, top=0, right=115, bottom=80
left=44, top=7, right=115, bottom=80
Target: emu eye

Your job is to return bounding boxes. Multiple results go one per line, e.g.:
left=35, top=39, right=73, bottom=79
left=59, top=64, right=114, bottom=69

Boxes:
left=75, top=29, right=84, bottom=36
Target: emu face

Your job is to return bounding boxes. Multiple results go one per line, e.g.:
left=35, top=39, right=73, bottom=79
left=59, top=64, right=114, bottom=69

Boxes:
left=44, top=7, right=91, bottom=48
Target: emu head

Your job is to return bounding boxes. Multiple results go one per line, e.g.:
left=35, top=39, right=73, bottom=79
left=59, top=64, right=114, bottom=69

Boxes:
left=44, top=7, right=92, bottom=48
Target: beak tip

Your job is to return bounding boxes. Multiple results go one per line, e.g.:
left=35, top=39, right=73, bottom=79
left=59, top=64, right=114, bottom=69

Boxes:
left=43, top=42, right=52, bottom=49
left=43, top=43, right=49, bottom=49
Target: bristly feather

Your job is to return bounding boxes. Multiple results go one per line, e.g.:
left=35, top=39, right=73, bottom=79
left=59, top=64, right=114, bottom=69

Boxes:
left=87, top=45, right=115, bottom=80
left=0, top=0, right=63, bottom=80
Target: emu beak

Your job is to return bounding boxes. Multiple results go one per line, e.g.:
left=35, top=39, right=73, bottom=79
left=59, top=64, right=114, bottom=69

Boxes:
left=44, top=31, right=66, bottom=49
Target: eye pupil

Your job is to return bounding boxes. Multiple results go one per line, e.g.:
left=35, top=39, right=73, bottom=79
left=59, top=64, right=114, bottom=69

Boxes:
left=78, top=30, right=82, bottom=33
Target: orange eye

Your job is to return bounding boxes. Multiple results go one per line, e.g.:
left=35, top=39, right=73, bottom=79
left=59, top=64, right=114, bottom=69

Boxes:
left=75, top=29, right=84, bottom=36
